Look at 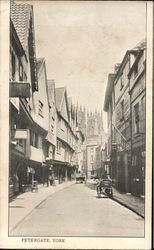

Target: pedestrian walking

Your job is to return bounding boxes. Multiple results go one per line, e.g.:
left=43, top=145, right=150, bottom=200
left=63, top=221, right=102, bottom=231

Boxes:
left=84, top=175, right=87, bottom=184
left=96, top=177, right=101, bottom=194
left=49, top=173, right=54, bottom=186
left=46, top=175, right=49, bottom=187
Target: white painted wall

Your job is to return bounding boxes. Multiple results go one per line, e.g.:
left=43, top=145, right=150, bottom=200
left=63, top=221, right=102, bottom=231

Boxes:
left=31, top=63, right=49, bottom=131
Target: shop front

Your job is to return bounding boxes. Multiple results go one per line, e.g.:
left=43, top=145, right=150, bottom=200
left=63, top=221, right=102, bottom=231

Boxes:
left=131, top=147, right=145, bottom=196
left=53, top=160, right=76, bottom=184
left=9, top=152, right=28, bottom=199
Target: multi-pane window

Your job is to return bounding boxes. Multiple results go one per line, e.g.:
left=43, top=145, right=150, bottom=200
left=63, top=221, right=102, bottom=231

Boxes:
left=19, top=60, right=23, bottom=81
left=30, top=130, right=34, bottom=146
left=38, top=100, right=44, bottom=117
left=134, top=103, right=140, bottom=133
left=56, top=140, right=61, bottom=154
left=46, top=145, right=49, bottom=157
left=132, top=155, right=137, bottom=167
left=35, top=133, right=38, bottom=148
left=30, top=130, right=39, bottom=148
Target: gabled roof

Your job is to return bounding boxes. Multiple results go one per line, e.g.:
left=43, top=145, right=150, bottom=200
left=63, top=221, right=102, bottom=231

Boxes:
left=11, top=2, right=32, bottom=49
left=36, top=58, right=45, bottom=74
left=132, top=39, right=146, bottom=51
left=72, top=104, right=75, bottom=119
left=47, top=80, right=55, bottom=92
left=10, top=20, right=25, bottom=57
left=68, top=97, right=72, bottom=112
left=11, top=1, right=38, bottom=92
left=128, top=43, right=146, bottom=78
left=55, top=87, right=70, bottom=122
left=103, top=73, right=115, bottom=112
left=55, top=87, right=65, bottom=112
left=114, top=40, right=146, bottom=85
left=47, top=80, right=56, bottom=106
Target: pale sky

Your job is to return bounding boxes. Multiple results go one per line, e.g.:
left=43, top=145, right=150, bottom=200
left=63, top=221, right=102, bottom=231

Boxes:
left=19, top=0, right=146, bottom=130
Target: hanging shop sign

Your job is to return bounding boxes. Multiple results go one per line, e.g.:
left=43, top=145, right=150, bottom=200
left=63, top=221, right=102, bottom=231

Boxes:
left=14, top=129, right=28, bottom=139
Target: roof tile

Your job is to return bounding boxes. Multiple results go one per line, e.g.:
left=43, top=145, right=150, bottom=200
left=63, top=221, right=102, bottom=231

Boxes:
left=11, top=2, right=32, bottom=49
left=36, top=58, right=44, bottom=73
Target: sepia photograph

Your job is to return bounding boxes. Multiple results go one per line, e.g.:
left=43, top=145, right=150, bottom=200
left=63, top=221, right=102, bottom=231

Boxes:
left=0, top=0, right=153, bottom=249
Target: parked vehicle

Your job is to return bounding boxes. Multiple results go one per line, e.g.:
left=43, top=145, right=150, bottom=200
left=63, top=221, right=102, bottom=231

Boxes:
left=97, top=179, right=113, bottom=198
left=76, top=174, right=86, bottom=184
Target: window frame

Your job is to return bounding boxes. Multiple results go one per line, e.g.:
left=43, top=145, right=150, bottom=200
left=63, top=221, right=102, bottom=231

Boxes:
left=134, top=102, right=140, bottom=133
left=19, top=59, right=23, bottom=81
left=56, top=140, right=61, bottom=154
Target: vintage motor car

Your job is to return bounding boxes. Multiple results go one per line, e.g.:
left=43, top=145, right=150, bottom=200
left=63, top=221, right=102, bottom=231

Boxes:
left=97, top=178, right=113, bottom=198
left=76, top=174, right=86, bottom=184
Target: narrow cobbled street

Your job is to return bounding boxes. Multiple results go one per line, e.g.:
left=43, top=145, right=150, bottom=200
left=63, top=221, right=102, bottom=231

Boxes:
left=10, top=183, right=144, bottom=237
left=4, top=1, right=149, bottom=249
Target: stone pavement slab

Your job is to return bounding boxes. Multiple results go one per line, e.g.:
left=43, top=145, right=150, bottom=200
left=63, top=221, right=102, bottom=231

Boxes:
left=9, top=181, right=75, bottom=233
left=112, top=187, right=145, bottom=218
